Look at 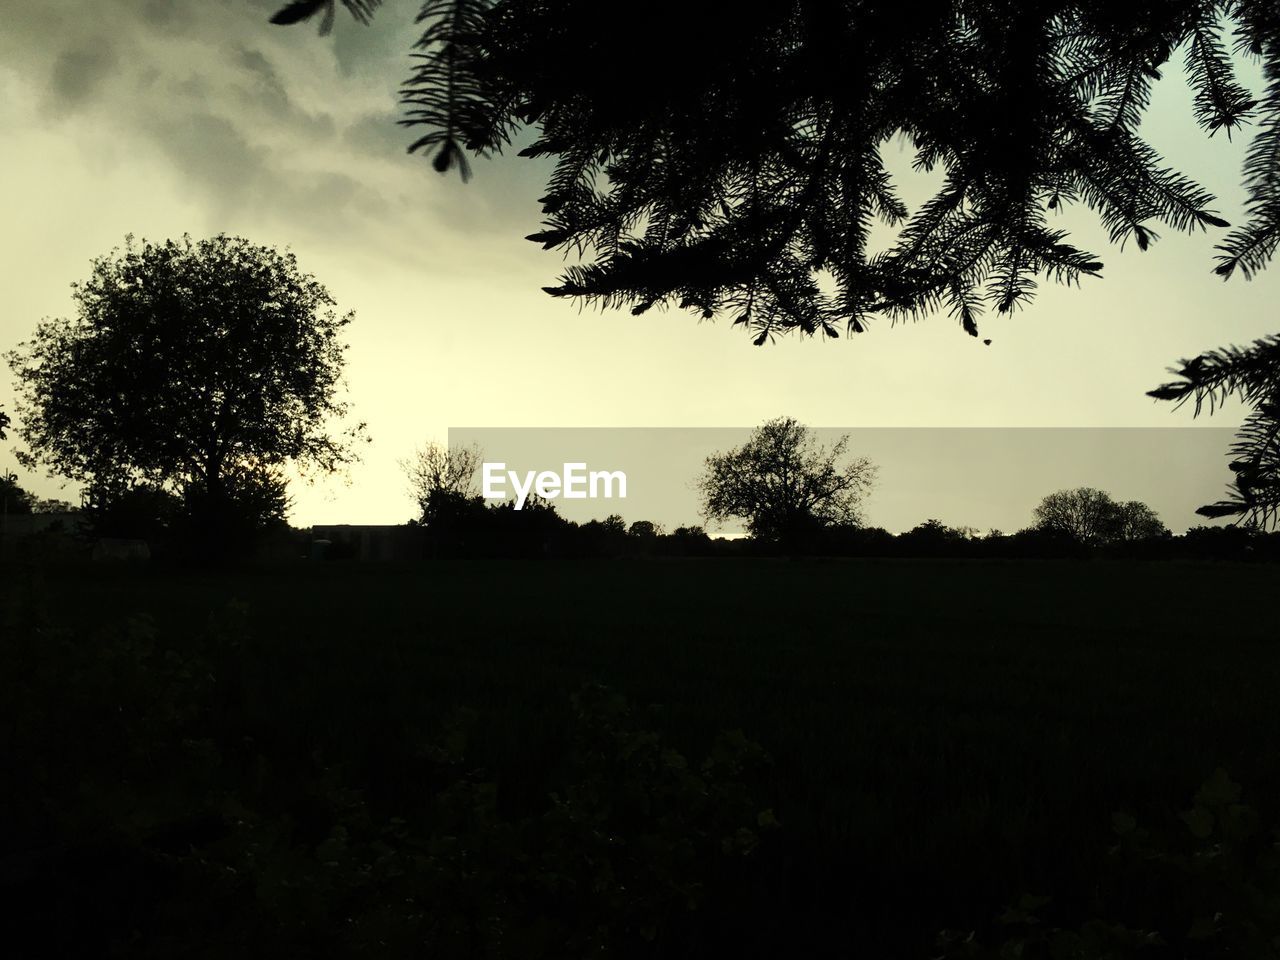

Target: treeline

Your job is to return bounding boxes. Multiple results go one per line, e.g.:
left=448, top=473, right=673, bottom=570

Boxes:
left=7, top=484, right=1280, bottom=566
left=392, top=496, right=1280, bottom=563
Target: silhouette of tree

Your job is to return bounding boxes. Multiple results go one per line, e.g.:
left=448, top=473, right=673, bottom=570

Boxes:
left=30, top=497, right=77, bottom=514
left=627, top=519, right=664, bottom=538
left=1032, top=487, right=1168, bottom=545
left=403, top=441, right=484, bottom=522
left=697, top=417, right=876, bottom=544
left=1, top=472, right=35, bottom=516
left=272, top=0, right=1278, bottom=342
left=5, top=234, right=366, bottom=553
left=1149, top=333, right=1280, bottom=529
left=82, top=482, right=183, bottom=543
left=1111, top=499, right=1172, bottom=541
left=0, top=404, right=10, bottom=440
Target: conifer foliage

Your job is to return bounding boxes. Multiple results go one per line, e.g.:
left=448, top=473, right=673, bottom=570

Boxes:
left=274, top=0, right=1278, bottom=342
left=1149, top=334, right=1280, bottom=529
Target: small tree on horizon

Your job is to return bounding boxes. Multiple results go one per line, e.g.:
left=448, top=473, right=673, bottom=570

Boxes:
left=697, top=417, right=877, bottom=545
left=402, top=441, right=485, bottom=523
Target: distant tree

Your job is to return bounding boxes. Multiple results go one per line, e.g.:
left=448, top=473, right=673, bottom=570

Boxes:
left=1033, top=488, right=1117, bottom=545
left=5, top=235, right=365, bottom=554
left=31, top=497, right=78, bottom=514
left=484, top=493, right=568, bottom=557
left=896, top=518, right=979, bottom=557
left=1, top=472, right=35, bottom=516
left=403, top=441, right=484, bottom=523
left=698, top=417, right=876, bottom=544
left=1149, top=334, right=1280, bottom=530
left=1032, top=487, right=1167, bottom=545
left=907, top=519, right=951, bottom=537
left=627, top=520, right=664, bottom=538
left=669, top=525, right=714, bottom=555
left=0, top=404, right=10, bottom=440
left=273, top=1, right=1276, bottom=342
left=1110, top=499, right=1171, bottom=541
left=672, top=525, right=708, bottom=539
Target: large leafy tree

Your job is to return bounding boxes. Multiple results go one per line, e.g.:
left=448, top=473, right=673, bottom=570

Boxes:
left=273, top=0, right=1277, bottom=341
left=6, top=234, right=366, bottom=548
left=697, top=417, right=877, bottom=543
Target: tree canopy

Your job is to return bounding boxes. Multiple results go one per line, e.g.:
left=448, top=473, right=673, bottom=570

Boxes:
left=6, top=234, right=366, bottom=548
left=274, top=0, right=1278, bottom=342
left=697, top=417, right=877, bottom=543
left=1032, top=487, right=1169, bottom=544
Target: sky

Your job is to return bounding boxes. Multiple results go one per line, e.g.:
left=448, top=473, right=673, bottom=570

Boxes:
left=1, top=0, right=1277, bottom=532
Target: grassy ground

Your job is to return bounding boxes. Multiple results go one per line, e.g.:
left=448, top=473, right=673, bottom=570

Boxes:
left=4, top=557, right=1280, bottom=957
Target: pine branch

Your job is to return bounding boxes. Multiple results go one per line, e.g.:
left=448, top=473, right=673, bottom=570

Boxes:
left=1146, top=333, right=1280, bottom=413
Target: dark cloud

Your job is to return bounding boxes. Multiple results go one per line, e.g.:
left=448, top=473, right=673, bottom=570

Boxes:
left=343, top=110, right=414, bottom=157
left=143, top=111, right=269, bottom=212
left=232, top=44, right=337, bottom=140
left=47, top=44, right=118, bottom=115
left=330, top=6, right=417, bottom=79
left=137, top=0, right=195, bottom=33
left=0, top=0, right=562, bottom=269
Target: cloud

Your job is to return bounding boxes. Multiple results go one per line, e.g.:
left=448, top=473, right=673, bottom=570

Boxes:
left=231, top=43, right=338, bottom=140
left=329, top=6, right=418, bottom=80
left=0, top=0, right=565, bottom=277
left=141, top=110, right=270, bottom=213
left=47, top=43, right=118, bottom=116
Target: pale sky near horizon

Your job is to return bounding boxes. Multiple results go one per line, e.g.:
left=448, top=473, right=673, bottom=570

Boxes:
left=1, top=0, right=1277, bottom=532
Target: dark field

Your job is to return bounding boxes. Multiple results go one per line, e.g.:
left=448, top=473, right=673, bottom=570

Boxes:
left=4, top=557, right=1280, bottom=957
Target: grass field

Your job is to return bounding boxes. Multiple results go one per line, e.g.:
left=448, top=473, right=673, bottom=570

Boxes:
left=4, top=557, right=1280, bottom=957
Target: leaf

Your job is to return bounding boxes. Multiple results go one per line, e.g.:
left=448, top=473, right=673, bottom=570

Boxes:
left=269, top=0, right=329, bottom=25
left=1196, top=500, right=1246, bottom=518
